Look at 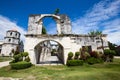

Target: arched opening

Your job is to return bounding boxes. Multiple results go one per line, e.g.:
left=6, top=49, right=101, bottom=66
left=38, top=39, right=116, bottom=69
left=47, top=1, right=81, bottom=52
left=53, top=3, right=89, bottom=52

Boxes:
left=34, top=40, right=64, bottom=64
left=42, top=17, right=57, bottom=34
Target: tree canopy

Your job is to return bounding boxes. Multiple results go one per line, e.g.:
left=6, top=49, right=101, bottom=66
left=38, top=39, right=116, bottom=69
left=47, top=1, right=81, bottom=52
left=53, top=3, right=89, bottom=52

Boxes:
left=88, top=30, right=102, bottom=36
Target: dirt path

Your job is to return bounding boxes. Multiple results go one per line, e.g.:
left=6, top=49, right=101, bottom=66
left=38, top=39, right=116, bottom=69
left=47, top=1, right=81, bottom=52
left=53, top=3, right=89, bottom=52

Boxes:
left=0, top=77, right=23, bottom=80
left=0, top=61, right=10, bottom=68
left=114, top=56, right=120, bottom=58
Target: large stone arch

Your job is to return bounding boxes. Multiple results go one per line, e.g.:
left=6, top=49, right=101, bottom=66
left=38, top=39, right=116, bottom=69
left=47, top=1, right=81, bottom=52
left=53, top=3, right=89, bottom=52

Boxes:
left=24, top=36, right=73, bottom=65
left=34, top=39, right=64, bottom=64
left=27, top=14, right=72, bottom=35
left=39, top=14, right=61, bottom=20
left=37, top=14, right=61, bottom=34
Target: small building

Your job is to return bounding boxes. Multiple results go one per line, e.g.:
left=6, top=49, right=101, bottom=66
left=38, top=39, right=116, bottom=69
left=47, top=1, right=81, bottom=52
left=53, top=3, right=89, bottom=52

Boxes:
left=0, top=40, right=4, bottom=54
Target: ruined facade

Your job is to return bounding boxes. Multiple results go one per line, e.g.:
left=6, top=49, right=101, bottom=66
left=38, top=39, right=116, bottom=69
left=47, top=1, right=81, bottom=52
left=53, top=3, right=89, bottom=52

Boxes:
left=28, top=14, right=72, bottom=35
left=24, top=14, right=109, bottom=65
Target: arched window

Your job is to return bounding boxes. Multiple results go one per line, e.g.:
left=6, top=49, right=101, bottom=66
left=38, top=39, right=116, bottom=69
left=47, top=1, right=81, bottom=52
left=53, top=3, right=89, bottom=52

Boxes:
left=8, top=39, right=11, bottom=42
left=15, top=33, right=17, bottom=37
left=10, top=32, right=12, bottom=36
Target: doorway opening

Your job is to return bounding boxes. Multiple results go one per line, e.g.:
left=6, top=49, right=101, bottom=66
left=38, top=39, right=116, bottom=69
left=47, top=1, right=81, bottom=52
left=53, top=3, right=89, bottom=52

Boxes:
left=34, top=40, right=64, bottom=64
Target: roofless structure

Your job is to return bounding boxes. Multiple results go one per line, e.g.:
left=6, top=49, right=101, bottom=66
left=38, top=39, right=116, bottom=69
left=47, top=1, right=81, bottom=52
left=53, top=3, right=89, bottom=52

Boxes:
left=24, top=14, right=109, bottom=65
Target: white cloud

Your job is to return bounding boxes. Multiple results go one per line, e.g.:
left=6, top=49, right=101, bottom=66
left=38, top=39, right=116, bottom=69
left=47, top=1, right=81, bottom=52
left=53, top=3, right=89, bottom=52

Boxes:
left=0, top=15, right=26, bottom=42
left=72, top=0, right=120, bottom=45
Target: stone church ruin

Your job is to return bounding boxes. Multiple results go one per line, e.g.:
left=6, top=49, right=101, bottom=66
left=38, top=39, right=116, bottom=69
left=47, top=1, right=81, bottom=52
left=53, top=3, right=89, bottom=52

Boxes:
left=24, top=14, right=109, bottom=65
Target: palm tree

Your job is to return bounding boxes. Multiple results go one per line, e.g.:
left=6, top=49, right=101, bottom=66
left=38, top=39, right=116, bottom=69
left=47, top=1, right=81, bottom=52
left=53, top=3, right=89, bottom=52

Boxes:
left=96, top=30, right=104, bottom=52
left=88, top=30, right=104, bottom=53
left=88, top=30, right=96, bottom=42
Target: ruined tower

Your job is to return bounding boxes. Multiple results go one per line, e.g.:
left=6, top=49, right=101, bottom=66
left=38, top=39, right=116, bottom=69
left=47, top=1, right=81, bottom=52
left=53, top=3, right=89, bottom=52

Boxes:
left=1, top=30, right=21, bottom=56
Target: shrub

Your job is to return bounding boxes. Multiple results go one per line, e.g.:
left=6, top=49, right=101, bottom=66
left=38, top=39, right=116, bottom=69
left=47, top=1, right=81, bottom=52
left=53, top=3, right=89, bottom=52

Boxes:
left=90, top=51, right=99, bottom=58
left=110, top=50, right=116, bottom=55
left=22, top=52, right=28, bottom=57
left=25, top=56, right=30, bottom=62
left=80, top=51, right=90, bottom=60
left=75, top=52, right=80, bottom=56
left=86, top=57, right=103, bottom=65
left=67, top=60, right=83, bottom=66
left=74, top=52, right=80, bottom=59
left=104, top=49, right=116, bottom=62
left=13, top=54, right=22, bottom=62
left=68, top=52, right=73, bottom=60
left=104, top=49, right=111, bottom=55
left=98, top=51, right=103, bottom=58
left=84, top=52, right=91, bottom=58
left=10, top=61, right=32, bottom=69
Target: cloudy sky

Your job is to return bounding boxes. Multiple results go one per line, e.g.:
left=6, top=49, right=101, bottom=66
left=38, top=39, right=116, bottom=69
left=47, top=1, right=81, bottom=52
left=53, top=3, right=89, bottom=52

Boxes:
left=0, top=0, right=120, bottom=44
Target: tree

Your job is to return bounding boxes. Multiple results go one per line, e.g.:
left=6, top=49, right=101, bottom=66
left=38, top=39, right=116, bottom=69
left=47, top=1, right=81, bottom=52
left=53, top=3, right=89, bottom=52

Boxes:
left=74, top=52, right=80, bottom=60
left=88, top=30, right=96, bottom=42
left=11, top=49, right=14, bottom=54
left=14, top=46, right=20, bottom=55
left=54, top=8, right=60, bottom=15
left=108, top=41, right=116, bottom=50
left=88, top=30, right=102, bottom=36
left=68, top=52, right=73, bottom=60
left=96, top=31, right=104, bottom=53
left=88, top=30, right=104, bottom=53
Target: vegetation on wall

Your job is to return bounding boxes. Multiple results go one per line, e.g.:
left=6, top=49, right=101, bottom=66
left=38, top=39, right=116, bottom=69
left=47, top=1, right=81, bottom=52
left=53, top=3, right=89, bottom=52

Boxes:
left=54, top=8, right=60, bottom=15
left=42, top=25, right=47, bottom=34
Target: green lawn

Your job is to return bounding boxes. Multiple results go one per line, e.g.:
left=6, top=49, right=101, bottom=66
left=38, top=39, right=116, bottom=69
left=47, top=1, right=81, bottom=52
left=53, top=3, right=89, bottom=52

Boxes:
left=0, top=59, right=120, bottom=80
left=0, top=56, right=12, bottom=62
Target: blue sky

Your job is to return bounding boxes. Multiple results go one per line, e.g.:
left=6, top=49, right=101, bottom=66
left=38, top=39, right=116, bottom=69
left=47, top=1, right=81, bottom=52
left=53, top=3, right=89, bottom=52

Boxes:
left=0, top=0, right=120, bottom=44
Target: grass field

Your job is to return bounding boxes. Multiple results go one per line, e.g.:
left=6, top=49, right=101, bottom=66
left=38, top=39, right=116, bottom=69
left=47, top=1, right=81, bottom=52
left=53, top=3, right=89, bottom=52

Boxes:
left=0, top=58, right=120, bottom=80
left=0, top=56, right=12, bottom=62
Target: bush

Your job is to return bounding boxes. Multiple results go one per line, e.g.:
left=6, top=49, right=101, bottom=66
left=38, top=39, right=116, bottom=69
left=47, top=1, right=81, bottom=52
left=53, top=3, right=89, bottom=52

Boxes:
left=22, top=52, right=28, bottom=57
left=13, top=54, right=22, bottom=62
left=90, top=51, right=99, bottom=58
left=10, top=61, right=32, bottom=69
left=80, top=51, right=90, bottom=60
left=104, top=49, right=111, bottom=55
left=110, top=50, right=116, bottom=55
left=104, top=49, right=116, bottom=55
left=75, top=52, right=80, bottom=56
left=74, top=52, right=80, bottom=59
left=84, top=52, right=91, bottom=58
left=86, top=57, right=103, bottom=65
left=25, top=56, right=30, bottom=62
left=68, top=52, right=73, bottom=60
left=67, top=60, right=83, bottom=66
left=104, top=49, right=116, bottom=62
